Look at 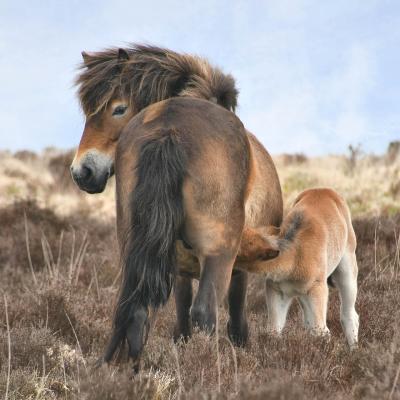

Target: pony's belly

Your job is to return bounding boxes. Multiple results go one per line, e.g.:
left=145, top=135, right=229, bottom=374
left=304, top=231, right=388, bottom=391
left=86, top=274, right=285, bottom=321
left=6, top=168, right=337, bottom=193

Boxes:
left=176, top=240, right=201, bottom=279
left=176, top=240, right=244, bottom=279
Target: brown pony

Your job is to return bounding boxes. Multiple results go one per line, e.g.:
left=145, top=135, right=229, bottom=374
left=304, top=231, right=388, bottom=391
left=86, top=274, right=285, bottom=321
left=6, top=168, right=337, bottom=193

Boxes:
left=70, top=45, right=283, bottom=365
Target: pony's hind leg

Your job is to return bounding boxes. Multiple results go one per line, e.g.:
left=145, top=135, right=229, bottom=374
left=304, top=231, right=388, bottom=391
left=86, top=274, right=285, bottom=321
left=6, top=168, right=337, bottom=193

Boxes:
left=120, top=305, right=149, bottom=373
left=174, top=275, right=193, bottom=341
left=227, top=270, right=249, bottom=346
left=191, top=253, right=236, bottom=334
left=103, top=305, right=149, bottom=373
left=331, top=251, right=359, bottom=348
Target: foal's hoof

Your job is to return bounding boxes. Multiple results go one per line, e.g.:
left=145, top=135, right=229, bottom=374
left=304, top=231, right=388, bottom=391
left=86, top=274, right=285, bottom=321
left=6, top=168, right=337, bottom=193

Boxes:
left=94, top=356, right=106, bottom=369
left=349, top=341, right=358, bottom=351
left=309, top=327, right=331, bottom=342
left=227, top=320, right=249, bottom=347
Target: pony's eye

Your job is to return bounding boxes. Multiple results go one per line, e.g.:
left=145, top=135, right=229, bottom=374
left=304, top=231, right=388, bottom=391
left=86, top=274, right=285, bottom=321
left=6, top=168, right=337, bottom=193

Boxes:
left=112, top=105, right=127, bottom=116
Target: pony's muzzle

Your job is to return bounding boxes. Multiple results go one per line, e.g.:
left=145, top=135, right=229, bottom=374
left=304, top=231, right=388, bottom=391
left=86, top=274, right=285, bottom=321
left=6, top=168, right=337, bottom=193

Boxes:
left=70, top=150, right=113, bottom=194
left=73, top=164, right=92, bottom=182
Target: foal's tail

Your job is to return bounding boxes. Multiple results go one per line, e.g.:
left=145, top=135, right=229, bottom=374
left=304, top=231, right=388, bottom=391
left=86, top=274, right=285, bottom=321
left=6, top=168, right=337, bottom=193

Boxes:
left=104, top=129, right=186, bottom=362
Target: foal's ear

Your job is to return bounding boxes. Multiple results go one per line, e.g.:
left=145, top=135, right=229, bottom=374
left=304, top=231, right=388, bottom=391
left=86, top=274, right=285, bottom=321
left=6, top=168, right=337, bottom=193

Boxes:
left=259, top=248, right=280, bottom=261
left=263, top=225, right=280, bottom=236
left=118, top=48, right=130, bottom=61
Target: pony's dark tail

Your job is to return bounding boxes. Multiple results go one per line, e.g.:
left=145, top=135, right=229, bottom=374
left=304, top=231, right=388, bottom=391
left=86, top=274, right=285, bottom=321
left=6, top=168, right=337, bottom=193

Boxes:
left=104, top=129, right=186, bottom=362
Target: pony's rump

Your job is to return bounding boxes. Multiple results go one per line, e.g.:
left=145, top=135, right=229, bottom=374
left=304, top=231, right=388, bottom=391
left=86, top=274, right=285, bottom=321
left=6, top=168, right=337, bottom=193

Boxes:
left=106, top=128, right=186, bottom=361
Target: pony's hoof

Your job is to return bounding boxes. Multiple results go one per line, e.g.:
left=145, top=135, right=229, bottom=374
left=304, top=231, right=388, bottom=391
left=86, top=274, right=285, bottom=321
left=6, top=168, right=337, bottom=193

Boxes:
left=191, top=305, right=216, bottom=334
left=227, top=320, right=249, bottom=347
left=173, top=324, right=192, bottom=343
left=131, top=359, right=140, bottom=375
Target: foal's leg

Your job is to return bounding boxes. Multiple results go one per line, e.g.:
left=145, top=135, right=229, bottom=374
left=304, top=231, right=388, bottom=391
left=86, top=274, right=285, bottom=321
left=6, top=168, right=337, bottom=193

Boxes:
left=174, top=275, right=193, bottom=341
left=299, top=281, right=330, bottom=336
left=191, top=253, right=236, bottom=333
left=265, top=281, right=293, bottom=334
left=331, top=251, right=359, bottom=348
left=227, top=270, right=249, bottom=346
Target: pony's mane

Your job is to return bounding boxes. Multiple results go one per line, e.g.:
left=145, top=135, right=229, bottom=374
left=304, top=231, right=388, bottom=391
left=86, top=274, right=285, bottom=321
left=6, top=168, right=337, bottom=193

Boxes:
left=75, top=44, right=238, bottom=116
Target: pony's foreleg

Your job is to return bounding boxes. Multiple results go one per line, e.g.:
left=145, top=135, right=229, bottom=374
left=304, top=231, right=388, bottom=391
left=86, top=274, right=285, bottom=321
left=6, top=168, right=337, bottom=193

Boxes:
left=227, top=270, right=249, bottom=346
left=191, top=253, right=236, bottom=333
left=174, top=275, right=193, bottom=341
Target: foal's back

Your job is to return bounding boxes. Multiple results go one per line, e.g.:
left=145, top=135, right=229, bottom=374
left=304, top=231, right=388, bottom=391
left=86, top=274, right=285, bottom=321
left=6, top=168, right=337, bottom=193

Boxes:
left=292, top=188, right=356, bottom=270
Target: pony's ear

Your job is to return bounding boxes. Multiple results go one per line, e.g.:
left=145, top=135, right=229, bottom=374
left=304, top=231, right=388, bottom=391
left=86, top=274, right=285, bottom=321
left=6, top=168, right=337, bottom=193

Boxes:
left=118, top=48, right=130, bottom=61
left=81, top=51, right=95, bottom=64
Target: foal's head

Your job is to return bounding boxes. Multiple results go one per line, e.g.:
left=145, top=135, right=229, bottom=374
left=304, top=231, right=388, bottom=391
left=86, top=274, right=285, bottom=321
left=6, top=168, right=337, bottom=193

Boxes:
left=238, top=226, right=280, bottom=262
left=71, top=44, right=238, bottom=193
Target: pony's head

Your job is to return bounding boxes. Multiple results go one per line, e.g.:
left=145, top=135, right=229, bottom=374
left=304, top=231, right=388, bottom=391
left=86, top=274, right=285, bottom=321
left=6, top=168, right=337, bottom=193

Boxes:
left=71, top=44, right=238, bottom=193
left=71, top=48, right=133, bottom=193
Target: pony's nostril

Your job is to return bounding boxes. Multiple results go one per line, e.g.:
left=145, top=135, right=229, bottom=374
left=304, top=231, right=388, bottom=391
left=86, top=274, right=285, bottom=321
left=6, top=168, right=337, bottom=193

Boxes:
left=81, top=165, right=93, bottom=181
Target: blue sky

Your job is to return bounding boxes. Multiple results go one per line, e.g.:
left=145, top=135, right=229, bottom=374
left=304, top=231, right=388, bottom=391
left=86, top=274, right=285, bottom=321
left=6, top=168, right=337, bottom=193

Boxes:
left=0, top=0, right=399, bottom=155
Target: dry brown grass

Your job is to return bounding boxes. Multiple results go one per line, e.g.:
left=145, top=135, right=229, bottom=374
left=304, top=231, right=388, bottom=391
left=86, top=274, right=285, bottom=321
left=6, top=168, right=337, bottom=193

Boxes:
left=0, top=149, right=115, bottom=219
left=1, top=147, right=400, bottom=399
left=275, top=142, right=400, bottom=217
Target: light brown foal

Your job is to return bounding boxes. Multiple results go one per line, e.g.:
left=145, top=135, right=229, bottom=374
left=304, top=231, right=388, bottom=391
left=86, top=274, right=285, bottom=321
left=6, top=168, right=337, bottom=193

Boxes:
left=238, top=188, right=359, bottom=348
